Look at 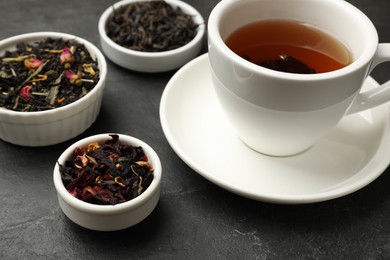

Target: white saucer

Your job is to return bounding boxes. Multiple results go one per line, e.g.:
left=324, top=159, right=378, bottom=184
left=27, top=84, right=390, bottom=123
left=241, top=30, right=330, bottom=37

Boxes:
left=160, top=54, right=390, bottom=204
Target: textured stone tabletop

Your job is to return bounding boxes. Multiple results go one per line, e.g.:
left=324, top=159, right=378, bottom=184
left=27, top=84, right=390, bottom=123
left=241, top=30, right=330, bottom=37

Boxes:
left=1, top=0, right=390, bottom=259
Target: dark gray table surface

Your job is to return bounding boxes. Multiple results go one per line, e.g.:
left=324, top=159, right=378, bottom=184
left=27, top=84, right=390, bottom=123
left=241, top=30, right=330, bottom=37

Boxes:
left=1, top=0, right=390, bottom=259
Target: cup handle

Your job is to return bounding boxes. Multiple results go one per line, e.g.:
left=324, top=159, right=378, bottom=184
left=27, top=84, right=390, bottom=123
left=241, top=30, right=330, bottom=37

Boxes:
left=347, top=43, right=390, bottom=115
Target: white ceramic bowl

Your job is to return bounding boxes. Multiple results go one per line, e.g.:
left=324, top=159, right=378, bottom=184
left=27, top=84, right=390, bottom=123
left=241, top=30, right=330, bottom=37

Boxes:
left=53, top=133, right=162, bottom=231
left=98, top=0, right=205, bottom=72
left=0, top=32, right=107, bottom=146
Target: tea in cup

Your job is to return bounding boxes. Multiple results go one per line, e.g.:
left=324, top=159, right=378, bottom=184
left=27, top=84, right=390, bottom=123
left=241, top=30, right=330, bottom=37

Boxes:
left=208, top=0, right=390, bottom=156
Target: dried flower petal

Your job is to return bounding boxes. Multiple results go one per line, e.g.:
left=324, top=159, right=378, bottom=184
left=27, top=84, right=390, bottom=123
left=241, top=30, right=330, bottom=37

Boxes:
left=68, top=187, right=80, bottom=197
left=82, top=64, right=96, bottom=76
left=114, top=176, right=126, bottom=187
left=44, top=49, right=64, bottom=53
left=60, top=47, right=74, bottom=64
left=75, top=154, right=90, bottom=168
left=65, top=69, right=82, bottom=85
left=30, top=74, right=48, bottom=82
left=24, top=58, right=43, bottom=71
left=80, top=186, right=95, bottom=201
left=57, top=97, right=65, bottom=104
left=135, top=161, right=153, bottom=170
left=87, top=142, right=100, bottom=152
left=74, top=146, right=86, bottom=156
left=20, top=85, right=32, bottom=102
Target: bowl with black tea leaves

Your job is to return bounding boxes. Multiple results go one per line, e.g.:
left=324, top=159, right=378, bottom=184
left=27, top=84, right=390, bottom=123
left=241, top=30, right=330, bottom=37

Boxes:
left=53, top=133, right=162, bottom=231
left=0, top=32, right=107, bottom=146
left=98, top=0, right=205, bottom=72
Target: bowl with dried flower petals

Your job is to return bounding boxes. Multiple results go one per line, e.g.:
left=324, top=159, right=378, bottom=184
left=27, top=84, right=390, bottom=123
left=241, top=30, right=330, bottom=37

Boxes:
left=53, top=133, right=162, bottom=231
left=98, top=0, right=205, bottom=72
left=0, top=32, right=107, bottom=146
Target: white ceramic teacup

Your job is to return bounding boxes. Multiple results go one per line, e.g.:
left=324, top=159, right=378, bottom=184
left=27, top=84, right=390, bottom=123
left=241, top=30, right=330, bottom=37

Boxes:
left=208, top=0, right=390, bottom=156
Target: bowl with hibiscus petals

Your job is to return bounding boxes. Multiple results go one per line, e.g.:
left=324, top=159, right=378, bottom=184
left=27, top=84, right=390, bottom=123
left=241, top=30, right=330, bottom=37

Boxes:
left=0, top=32, right=107, bottom=146
left=53, top=133, right=162, bottom=231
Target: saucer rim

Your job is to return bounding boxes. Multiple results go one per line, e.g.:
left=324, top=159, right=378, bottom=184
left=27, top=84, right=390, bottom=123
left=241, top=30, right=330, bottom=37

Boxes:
left=160, top=53, right=390, bottom=204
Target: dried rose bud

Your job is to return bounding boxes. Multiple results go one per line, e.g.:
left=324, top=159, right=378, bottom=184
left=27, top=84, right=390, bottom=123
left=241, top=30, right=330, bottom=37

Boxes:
left=65, top=70, right=82, bottom=85
left=20, top=85, right=32, bottom=102
left=24, top=58, right=43, bottom=71
left=60, top=47, right=74, bottom=64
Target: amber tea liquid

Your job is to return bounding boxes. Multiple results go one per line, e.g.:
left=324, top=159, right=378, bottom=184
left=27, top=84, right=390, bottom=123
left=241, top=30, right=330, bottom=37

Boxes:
left=225, top=20, right=351, bottom=74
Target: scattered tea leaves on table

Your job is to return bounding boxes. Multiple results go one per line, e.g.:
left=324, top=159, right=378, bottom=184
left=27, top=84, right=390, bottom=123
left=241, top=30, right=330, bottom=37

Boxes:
left=105, top=0, right=199, bottom=52
left=59, top=134, right=154, bottom=205
left=0, top=38, right=100, bottom=112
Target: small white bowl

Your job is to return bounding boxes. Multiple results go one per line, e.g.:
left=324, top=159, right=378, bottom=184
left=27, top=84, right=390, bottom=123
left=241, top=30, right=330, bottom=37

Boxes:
left=0, top=32, right=107, bottom=146
left=98, top=0, right=205, bottom=72
left=53, top=133, right=162, bottom=231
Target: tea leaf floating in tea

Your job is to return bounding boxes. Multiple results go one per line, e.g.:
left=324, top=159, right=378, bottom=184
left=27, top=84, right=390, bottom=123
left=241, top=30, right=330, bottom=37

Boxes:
left=59, top=134, right=154, bottom=205
left=105, top=0, right=199, bottom=52
left=0, top=38, right=100, bottom=112
left=257, top=54, right=316, bottom=74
